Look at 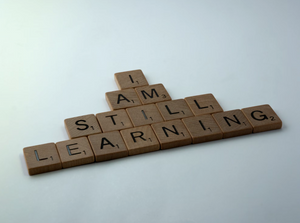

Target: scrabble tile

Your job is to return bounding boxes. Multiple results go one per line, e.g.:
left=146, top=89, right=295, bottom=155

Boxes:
left=96, top=109, right=133, bottom=132
left=106, top=88, right=142, bottom=110
left=120, top=125, right=160, bottom=155
left=185, top=93, right=223, bottom=116
left=88, top=131, right=128, bottom=162
left=135, top=84, right=172, bottom=104
left=56, top=137, right=94, bottom=168
left=64, top=114, right=102, bottom=139
left=212, top=109, right=253, bottom=138
left=23, top=143, right=62, bottom=175
left=241, top=104, right=282, bottom=133
left=126, top=104, right=164, bottom=127
left=151, top=119, right=192, bottom=150
left=114, top=69, right=149, bottom=89
left=182, top=115, right=223, bottom=144
left=156, top=99, right=194, bottom=121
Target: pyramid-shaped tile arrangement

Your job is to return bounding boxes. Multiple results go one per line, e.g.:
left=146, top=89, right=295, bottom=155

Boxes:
left=23, top=70, right=282, bottom=175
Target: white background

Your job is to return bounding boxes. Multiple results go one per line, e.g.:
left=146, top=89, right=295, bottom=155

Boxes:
left=1, top=1, right=300, bottom=223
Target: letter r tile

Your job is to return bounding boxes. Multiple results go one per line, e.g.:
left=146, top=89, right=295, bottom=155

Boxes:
left=241, top=104, right=282, bottom=133
left=212, top=109, right=253, bottom=138
left=185, top=94, right=223, bottom=116
left=64, top=114, right=102, bottom=139
left=135, top=84, right=172, bottom=104
left=106, top=89, right=142, bottom=110
left=114, top=69, right=149, bottom=89
left=23, top=143, right=62, bottom=175
left=56, top=137, right=95, bottom=168
left=120, top=125, right=160, bottom=155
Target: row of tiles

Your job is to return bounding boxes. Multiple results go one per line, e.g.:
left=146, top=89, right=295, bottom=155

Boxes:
left=23, top=104, right=282, bottom=175
left=65, top=93, right=223, bottom=139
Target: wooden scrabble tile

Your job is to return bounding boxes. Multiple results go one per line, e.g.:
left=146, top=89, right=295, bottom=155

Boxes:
left=114, top=69, right=149, bottom=89
left=182, top=115, right=223, bottom=144
left=56, top=137, right=94, bottom=168
left=106, top=88, right=142, bottom=110
left=185, top=93, right=223, bottom=116
left=96, top=109, right=133, bottom=132
left=241, top=104, right=282, bottom=133
left=64, top=114, right=102, bottom=139
left=151, top=119, right=192, bottom=150
left=135, top=84, right=172, bottom=104
left=120, top=125, right=160, bottom=155
left=23, top=143, right=62, bottom=175
left=212, top=109, right=253, bottom=138
left=156, top=99, right=194, bottom=121
left=126, top=104, right=164, bottom=127
left=88, top=131, right=128, bottom=162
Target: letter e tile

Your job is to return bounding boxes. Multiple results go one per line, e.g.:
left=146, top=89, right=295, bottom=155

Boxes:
left=151, top=119, right=192, bottom=150
left=106, top=89, right=141, bottom=110
left=185, top=94, right=223, bottom=116
left=23, top=143, right=62, bottom=175
left=241, top=104, right=282, bottom=133
left=182, top=115, right=223, bottom=144
left=114, top=69, right=149, bottom=89
left=56, top=137, right=94, bottom=168
left=212, top=109, right=253, bottom=138
left=64, top=114, right=102, bottom=139
left=120, top=125, right=160, bottom=155
left=88, top=131, right=128, bottom=162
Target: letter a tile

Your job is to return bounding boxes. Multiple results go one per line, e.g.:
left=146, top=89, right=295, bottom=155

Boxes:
left=151, top=119, right=192, bottom=150
left=64, top=114, right=102, bottom=139
left=120, top=125, right=160, bottom=155
left=106, top=89, right=142, bottom=110
left=241, top=104, right=282, bottom=133
left=114, top=69, right=149, bottom=89
left=135, top=84, right=171, bottom=104
left=56, top=137, right=94, bottom=168
left=88, top=131, right=128, bottom=162
left=182, top=115, right=223, bottom=144
left=23, top=143, right=62, bottom=175
left=212, top=109, right=253, bottom=138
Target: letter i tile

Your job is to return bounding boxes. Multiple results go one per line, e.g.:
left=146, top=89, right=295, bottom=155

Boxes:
left=114, top=69, right=149, bottom=89
left=182, top=115, right=223, bottom=143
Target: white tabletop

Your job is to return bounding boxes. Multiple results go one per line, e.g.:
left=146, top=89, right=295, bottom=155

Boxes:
left=1, top=1, right=300, bottom=223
